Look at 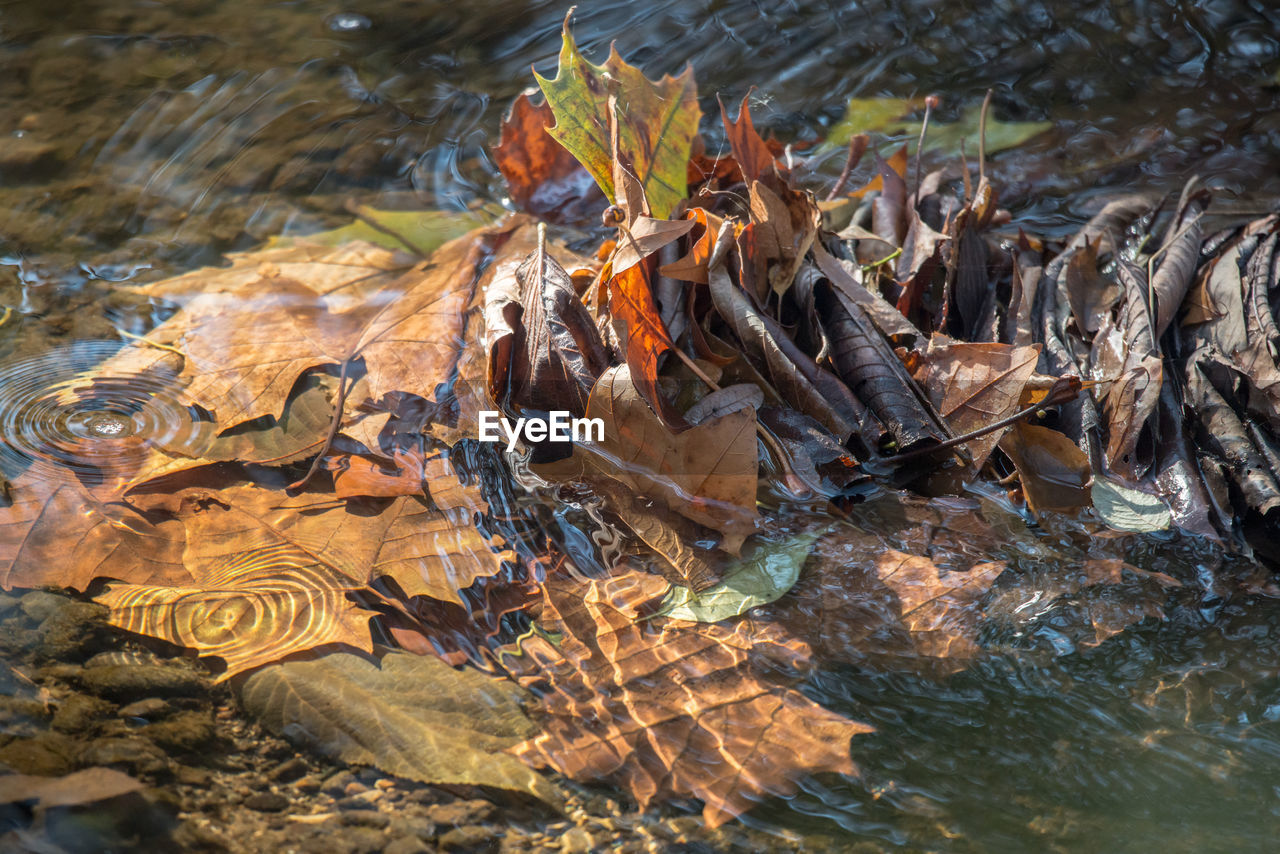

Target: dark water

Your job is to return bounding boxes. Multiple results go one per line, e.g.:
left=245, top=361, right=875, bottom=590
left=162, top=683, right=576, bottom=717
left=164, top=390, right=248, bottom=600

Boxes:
left=3, top=0, right=1280, bottom=850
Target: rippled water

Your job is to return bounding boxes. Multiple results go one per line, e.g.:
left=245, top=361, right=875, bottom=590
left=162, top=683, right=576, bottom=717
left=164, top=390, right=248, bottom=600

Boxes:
left=3, top=0, right=1280, bottom=850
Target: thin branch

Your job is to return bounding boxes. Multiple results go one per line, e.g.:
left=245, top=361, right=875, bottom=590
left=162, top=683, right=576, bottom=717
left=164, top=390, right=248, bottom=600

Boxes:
left=876, top=377, right=1082, bottom=467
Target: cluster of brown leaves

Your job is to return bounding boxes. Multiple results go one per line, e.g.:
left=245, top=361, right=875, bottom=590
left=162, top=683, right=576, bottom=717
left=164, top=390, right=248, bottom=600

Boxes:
left=0, top=14, right=1266, bottom=828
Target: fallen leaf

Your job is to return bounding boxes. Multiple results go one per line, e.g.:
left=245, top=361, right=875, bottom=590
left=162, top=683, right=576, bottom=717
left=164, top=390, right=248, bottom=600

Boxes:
left=486, top=232, right=609, bottom=417
left=658, top=531, right=821, bottom=623
left=607, top=262, right=684, bottom=425
left=719, top=93, right=782, bottom=186
left=999, top=422, right=1092, bottom=515
left=241, top=651, right=557, bottom=802
left=708, top=248, right=867, bottom=444
left=1064, top=237, right=1118, bottom=336
left=1152, top=183, right=1211, bottom=338
left=98, top=549, right=378, bottom=679
left=508, top=570, right=871, bottom=828
left=919, top=341, right=1040, bottom=470
left=817, top=282, right=949, bottom=458
left=658, top=206, right=720, bottom=284
left=611, top=216, right=696, bottom=274
left=106, top=225, right=510, bottom=430
left=0, top=767, right=144, bottom=807
left=582, top=365, right=758, bottom=552
left=0, top=479, right=188, bottom=592
left=827, top=96, right=926, bottom=147
left=535, top=16, right=699, bottom=219
left=281, top=206, right=487, bottom=258
left=493, top=89, right=603, bottom=224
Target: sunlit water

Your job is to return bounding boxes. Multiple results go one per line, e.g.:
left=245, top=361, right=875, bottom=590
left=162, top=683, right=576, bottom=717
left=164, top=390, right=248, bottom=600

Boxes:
left=2, top=0, right=1280, bottom=850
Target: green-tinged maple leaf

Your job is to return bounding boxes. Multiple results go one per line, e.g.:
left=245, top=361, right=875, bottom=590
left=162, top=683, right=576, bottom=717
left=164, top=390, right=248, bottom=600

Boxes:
left=241, top=652, right=558, bottom=803
left=534, top=16, right=699, bottom=219
left=829, top=97, right=1050, bottom=157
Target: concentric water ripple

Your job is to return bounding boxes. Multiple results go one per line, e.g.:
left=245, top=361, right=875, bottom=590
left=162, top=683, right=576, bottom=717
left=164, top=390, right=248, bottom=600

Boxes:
left=0, top=340, right=203, bottom=484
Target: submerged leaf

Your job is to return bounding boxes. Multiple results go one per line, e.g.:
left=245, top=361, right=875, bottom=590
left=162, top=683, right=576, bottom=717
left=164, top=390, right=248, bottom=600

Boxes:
left=659, top=531, right=821, bottom=623
left=1091, top=479, right=1173, bottom=533
left=241, top=652, right=557, bottom=802
left=98, top=550, right=378, bottom=679
left=509, top=571, right=871, bottom=828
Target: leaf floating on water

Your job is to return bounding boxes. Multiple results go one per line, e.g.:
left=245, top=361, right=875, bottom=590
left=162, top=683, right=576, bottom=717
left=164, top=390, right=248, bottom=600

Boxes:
left=98, top=548, right=378, bottom=679
left=658, top=531, right=821, bottom=623
left=828, top=97, right=1050, bottom=157
left=241, top=652, right=558, bottom=803
left=508, top=571, right=871, bottom=828
left=534, top=14, right=699, bottom=219
left=1091, top=479, right=1173, bottom=533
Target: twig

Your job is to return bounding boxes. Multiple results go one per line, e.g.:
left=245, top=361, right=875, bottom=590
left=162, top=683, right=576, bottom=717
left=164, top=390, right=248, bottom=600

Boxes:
left=825, top=133, right=868, bottom=201
left=876, top=377, right=1082, bottom=467
left=978, top=88, right=993, bottom=186
left=911, top=95, right=938, bottom=207
left=287, top=358, right=353, bottom=492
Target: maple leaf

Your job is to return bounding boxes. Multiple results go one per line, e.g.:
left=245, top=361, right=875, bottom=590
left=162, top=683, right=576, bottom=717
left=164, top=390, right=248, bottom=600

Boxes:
left=507, top=570, right=872, bottom=828
left=534, top=14, right=699, bottom=220
left=918, top=341, right=1041, bottom=470
left=0, top=479, right=188, bottom=592
left=583, top=364, right=758, bottom=553
left=493, top=90, right=603, bottom=225
left=105, top=226, right=510, bottom=431
left=98, top=547, right=378, bottom=679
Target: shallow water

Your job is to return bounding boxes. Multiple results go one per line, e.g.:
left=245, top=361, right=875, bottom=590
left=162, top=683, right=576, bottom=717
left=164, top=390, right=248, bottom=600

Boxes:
left=3, top=0, right=1280, bottom=850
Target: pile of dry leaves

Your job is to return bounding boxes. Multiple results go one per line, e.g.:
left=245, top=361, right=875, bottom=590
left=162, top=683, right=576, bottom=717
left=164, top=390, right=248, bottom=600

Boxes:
left=1, top=16, right=1276, bottom=827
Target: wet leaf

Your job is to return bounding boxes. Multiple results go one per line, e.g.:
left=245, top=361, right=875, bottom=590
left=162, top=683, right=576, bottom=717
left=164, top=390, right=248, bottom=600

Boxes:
left=999, top=422, right=1092, bottom=514
left=658, top=530, right=821, bottom=623
left=658, top=206, right=720, bottom=284
left=918, top=341, right=1040, bottom=470
left=508, top=571, right=871, bottom=828
left=1064, top=237, right=1118, bottom=336
left=98, top=552, right=378, bottom=679
left=828, top=97, right=925, bottom=146
left=708, top=249, right=867, bottom=444
left=493, top=90, right=603, bottom=224
left=583, top=365, right=758, bottom=552
left=486, top=229, right=608, bottom=416
left=241, top=651, right=557, bottom=802
left=720, top=94, right=782, bottom=186
left=607, top=262, right=684, bottom=425
left=0, top=767, right=144, bottom=807
left=828, top=98, right=1050, bottom=157
left=1090, top=479, right=1173, bottom=532
left=817, top=282, right=948, bottom=458
left=1, top=480, right=188, bottom=592
left=534, top=17, right=699, bottom=219
left=108, top=225, right=512, bottom=429
left=1152, top=183, right=1211, bottom=338
left=611, top=216, right=696, bottom=274
left=279, top=206, right=486, bottom=257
